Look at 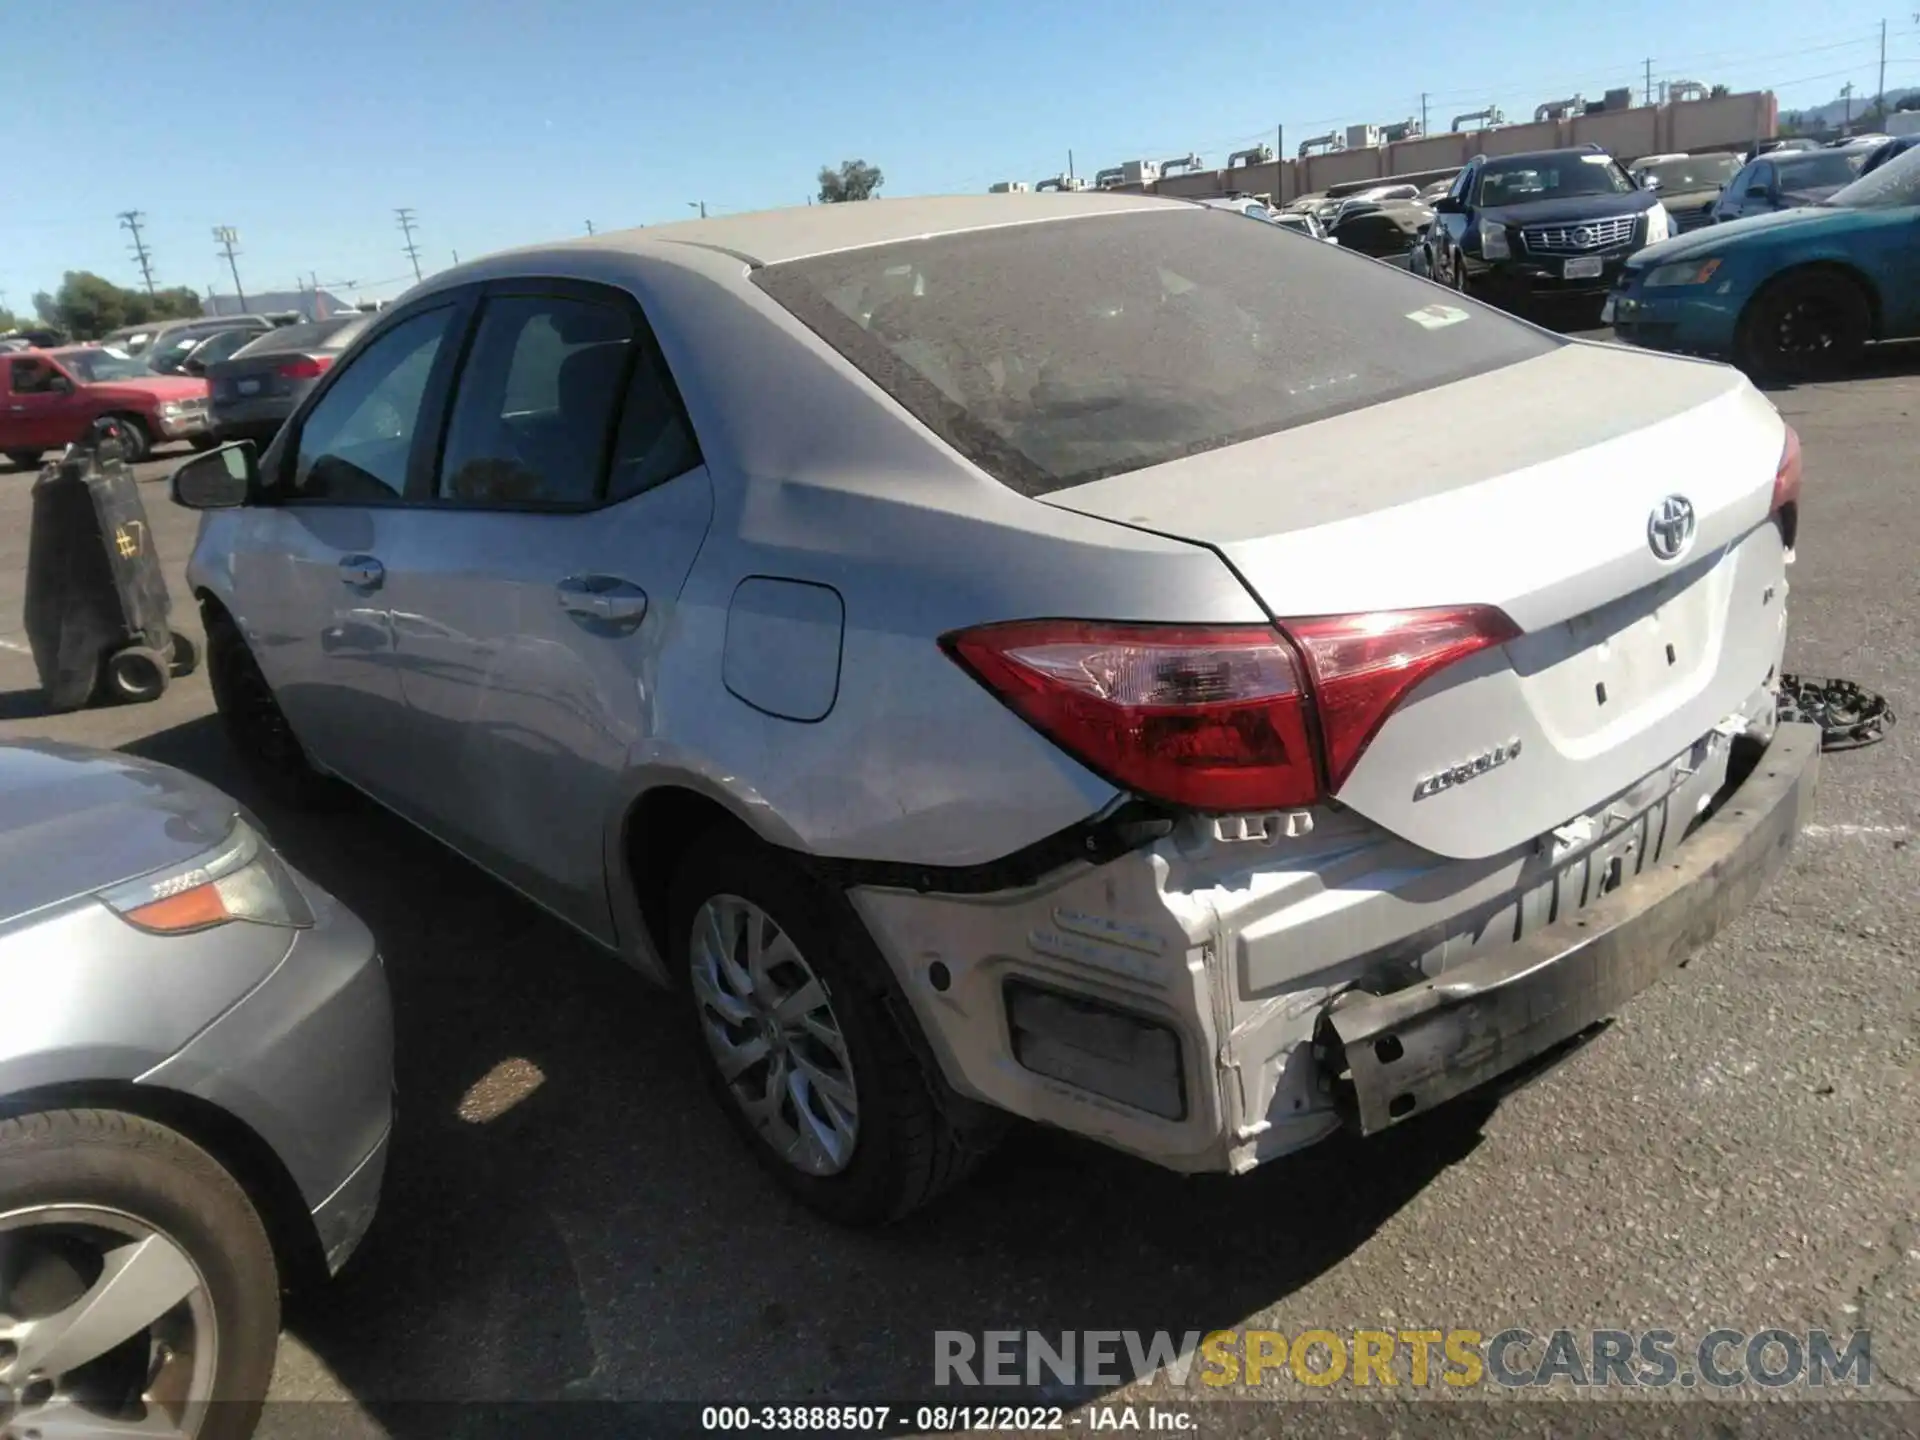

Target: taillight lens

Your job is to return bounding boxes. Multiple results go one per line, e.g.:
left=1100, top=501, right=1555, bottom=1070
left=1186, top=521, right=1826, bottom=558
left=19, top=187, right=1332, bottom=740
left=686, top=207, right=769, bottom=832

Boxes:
left=1770, top=423, right=1801, bottom=547
left=1287, top=607, right=1520, bottom=791
left=943, top=606, right=1519, bottom=812
left=275, top=355, right=333, bottom=380
left=941, top=621, right=1320, bottom=810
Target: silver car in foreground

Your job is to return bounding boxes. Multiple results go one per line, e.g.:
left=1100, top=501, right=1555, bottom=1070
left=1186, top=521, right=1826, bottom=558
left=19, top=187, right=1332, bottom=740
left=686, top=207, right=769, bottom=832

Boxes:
left=170, top=192, right=1816, bottom=1225
left=0, top=740, right=392, bottom=1437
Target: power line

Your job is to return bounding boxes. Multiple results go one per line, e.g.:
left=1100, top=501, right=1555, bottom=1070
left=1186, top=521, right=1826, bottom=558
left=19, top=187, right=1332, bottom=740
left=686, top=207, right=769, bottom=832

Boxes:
left=395, top=207, right=423, bottom=283
left=118, top=211, right=156, bottom=295
left=213, top=227, right=247, bottom=311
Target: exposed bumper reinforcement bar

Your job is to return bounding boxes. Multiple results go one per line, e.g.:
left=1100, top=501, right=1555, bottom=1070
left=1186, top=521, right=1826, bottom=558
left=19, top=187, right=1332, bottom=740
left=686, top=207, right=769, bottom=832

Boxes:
left=1324, top=722, right=1821, bottom=1136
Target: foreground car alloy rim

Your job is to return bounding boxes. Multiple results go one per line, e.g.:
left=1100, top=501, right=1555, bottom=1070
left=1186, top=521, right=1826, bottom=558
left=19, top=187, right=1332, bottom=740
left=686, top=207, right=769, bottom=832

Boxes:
left=0, top=1205, right=217, bottom=1438
left=1773, top=296, right=1839, bottom=358
left=690, top=895, right=860, bottom=1177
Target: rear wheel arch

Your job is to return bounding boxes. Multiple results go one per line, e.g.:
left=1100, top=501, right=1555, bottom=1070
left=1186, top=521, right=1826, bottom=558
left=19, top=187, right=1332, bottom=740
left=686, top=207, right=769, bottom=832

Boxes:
left=618, top=782, right=770, bottom=978
left=0, top=1079, right=326, bottom=1293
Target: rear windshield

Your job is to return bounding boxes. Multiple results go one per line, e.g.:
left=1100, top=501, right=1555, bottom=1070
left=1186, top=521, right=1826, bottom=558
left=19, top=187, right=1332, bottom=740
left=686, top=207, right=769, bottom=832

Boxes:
left=1637, top=154, right=1741, bottom=190
left=1776, top=150, right=1866, bottom=190
left=232, top=318, right=360, bottom=357
left=753, top=208, right=1557, bottom=495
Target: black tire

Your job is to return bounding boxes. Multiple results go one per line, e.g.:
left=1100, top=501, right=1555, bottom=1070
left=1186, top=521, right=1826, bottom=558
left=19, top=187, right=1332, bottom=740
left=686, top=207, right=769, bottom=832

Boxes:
left=204, top=603, right=348, bottom=810
left=1735, top=270, right=1872, bottom=381
left=91, top=413, right=150, bottom=463
left=170, top=630, right=201, bottom=678
left=5, top=448, right=40, bottom=470
left=0, top=1109, right=281, bottom=1440
left=670, top=831, right=999, bottom=1225
left=105, top=644, right=170, bottom=704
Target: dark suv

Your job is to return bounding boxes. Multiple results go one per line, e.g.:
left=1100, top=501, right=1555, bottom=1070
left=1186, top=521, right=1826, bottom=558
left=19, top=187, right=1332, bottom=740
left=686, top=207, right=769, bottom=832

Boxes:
left=1420, top=146, right=1668, bottom=311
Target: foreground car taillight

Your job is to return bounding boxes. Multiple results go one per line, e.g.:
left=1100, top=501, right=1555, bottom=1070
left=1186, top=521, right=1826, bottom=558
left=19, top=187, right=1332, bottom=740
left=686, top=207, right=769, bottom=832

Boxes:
left=1771, top=423, right=1801, bottom=550
left=942, top=621, right=1320, bottom=810
left=275, top=355, right=332, bottom=380
left=97, top=819, right=315, bottom=934
left=943, top=606, right=1518, bottom=812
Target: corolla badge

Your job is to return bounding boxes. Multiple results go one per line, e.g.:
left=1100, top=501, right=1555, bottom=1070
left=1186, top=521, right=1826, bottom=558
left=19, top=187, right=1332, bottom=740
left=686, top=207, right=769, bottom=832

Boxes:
left=1412, top=738, right=1523, bottom=801
left=1647, top=495, right=1697, bottom=562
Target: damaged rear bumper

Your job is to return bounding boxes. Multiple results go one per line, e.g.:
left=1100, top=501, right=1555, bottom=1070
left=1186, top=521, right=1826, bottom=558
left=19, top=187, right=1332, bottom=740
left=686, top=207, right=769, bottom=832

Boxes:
left=1322, top=721, right=1820, bottom=1135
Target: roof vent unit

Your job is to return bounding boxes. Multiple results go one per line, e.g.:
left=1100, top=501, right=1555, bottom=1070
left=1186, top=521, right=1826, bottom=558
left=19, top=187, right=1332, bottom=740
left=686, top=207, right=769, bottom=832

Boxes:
left=1121, top=159, right=1162, bottom=185
left=987, top=180, right=1030, bottom=193
left=1533, top=95, right=1586, bottom=123
left=1093, top=165, right=1128, bottom=189
left=1451, top=106, right=1505, bottom=132
left=1297, top=132, right=1344, bottom=158
left=1345, top=124, right=1383, bottom=150
left=1380, top=119, right=1423, bottom=143
left=1159, top=153, right=1204, bottom=176
left=1226, top=144, right=1274, bottom=167
left=1605, top=87, right=1635, bottom=111
left=1667, top=80, right=1709, bottom=103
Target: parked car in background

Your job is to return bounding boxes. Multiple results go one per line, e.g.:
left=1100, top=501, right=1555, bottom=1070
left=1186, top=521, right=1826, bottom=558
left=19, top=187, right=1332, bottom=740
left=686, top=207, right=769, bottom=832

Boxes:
left=0, top=327, right=67, bottom=352
left=103, top=314, right=276, bottom=357
left=1629, top=151, right=1743, bottom=232
left=172, top=193, right=1813, bottom=1223
left=206, top=315, right=371, bottom=447
left=1423, top=146, right=1670, bottom=310
left=1860, top=133, right=1920, bottom=175
left=1747, top=137, right=1821, bottom=161
left=1, top=346, right=211, bottom=467
left=147, top=326, right=264, bottom=377
left=1609, top=142, right=1920, bottom=378
left=1330, top=199, right=1435, bottom=264
left=1198, top=196, right=1281, bottom=221
left=1710, top=147, right=1868, bottom=222
left=181, top=327, right=265, bottom=377
left=0, top=739, right=392, bottom=1440
left=1272, top=209, right=1332, bottom=241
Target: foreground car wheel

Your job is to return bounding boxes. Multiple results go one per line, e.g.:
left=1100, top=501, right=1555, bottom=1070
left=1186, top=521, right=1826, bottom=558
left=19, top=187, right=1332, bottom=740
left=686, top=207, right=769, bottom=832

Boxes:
left=1736, top=271, right=1871, bottom=381
left=205, top=606, right=347, bottom=810
left=671, top=832, right=997, bottom=1224
left=0, top=1110, right=280, bottom=1440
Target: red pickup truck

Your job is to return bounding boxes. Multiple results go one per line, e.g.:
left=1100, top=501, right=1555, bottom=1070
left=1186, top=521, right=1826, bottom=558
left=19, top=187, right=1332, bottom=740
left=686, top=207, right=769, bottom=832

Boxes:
left=1, top=347, right=213, bottom=469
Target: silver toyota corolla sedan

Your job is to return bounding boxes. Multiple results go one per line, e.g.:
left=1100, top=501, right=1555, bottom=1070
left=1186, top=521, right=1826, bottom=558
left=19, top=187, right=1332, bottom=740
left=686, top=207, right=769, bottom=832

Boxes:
left=0, top=740, right=392, bottom=1436
left=168, top=192, right=1816, bottom=1225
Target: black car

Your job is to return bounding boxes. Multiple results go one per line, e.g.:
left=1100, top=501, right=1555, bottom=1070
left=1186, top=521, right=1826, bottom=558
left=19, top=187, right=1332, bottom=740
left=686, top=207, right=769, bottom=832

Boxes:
left=1420, top=146, right=1667, bottom=310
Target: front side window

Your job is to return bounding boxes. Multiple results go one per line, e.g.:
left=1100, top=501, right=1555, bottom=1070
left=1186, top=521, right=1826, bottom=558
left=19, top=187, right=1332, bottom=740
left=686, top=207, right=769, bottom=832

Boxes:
left=290, top=306, right=456, bottom=502
left=755, top=208, right=1558, bottom=496
left=60, top=349, right=147, bottom=383
left=8, top=358, right=62, bottom=394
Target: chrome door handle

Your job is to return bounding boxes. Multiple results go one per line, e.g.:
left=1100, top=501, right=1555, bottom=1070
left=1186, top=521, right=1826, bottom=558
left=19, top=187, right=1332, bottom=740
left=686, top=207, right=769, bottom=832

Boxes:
left=556, top=576, right=648, bottom=626
left=339, top=555, right=385, bottom=589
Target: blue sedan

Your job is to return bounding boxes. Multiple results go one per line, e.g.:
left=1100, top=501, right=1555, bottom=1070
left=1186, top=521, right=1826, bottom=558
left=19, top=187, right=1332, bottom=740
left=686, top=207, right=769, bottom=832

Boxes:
left=1605, top=144, right=1920, bottom=379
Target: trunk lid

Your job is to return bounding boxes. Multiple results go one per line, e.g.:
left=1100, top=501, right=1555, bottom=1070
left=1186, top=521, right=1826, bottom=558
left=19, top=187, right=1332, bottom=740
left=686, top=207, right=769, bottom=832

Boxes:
left=1040, top=342, right=1790, bottom=860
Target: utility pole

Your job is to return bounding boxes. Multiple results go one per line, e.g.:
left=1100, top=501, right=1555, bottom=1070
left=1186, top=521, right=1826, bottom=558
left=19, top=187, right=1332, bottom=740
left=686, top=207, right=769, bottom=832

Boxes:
left=585, top=220, right=595, bottom=235
left=118, top=211, right=157, bottom=295
left=1841, top=82, right=1856, bottom=133
left=1067, top=149, right=1075, bottom=181
left=451, top=250, right=460, bottom=265
left=1276, top=125, right=1285, bottom=200
left=687, top=201, right=707, bottom=218
left=213, top=227, right=246, bottom=311
left=1877, top=18, right=1888, bottom=124
left=395, top=207, right=423, bottom=283
left=1421, top=93, right=1429, bottom=134
left=1644, top=58, right=1654, bottom=108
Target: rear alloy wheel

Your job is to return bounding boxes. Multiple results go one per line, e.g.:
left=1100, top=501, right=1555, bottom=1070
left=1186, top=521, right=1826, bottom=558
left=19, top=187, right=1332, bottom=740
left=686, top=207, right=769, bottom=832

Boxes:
left=1736, top=272, right=1871, bottom=381
left=671, top=832, right=998, bottom=1224
left=0, top=1110, right=281, bottom=1440
left=204, top=606, right=346, bottom=810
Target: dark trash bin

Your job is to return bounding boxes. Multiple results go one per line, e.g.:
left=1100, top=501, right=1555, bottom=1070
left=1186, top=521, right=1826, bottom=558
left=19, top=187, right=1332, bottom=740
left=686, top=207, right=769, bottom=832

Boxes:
left=22, top=428, right=199, bottom=711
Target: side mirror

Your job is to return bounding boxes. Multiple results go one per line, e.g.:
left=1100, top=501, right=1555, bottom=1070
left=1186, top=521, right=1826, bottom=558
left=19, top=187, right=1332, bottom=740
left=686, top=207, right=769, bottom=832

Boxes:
left=1432, top=194, right=1463, bottom=214
left=171, top=440, right=258, bottom=510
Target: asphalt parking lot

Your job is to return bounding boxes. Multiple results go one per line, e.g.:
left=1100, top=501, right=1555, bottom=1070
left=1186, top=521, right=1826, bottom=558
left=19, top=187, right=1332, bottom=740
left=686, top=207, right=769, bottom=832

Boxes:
left=1, top=338, right=1916, bottom=1437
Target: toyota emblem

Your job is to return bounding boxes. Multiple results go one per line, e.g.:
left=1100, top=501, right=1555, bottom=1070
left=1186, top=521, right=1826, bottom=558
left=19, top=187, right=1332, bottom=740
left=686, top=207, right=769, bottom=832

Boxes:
left=1647, top=495, right=1697, bottom=562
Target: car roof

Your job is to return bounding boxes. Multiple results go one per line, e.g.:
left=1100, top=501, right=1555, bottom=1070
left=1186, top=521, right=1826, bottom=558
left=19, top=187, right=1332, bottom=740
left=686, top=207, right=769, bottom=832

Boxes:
left=1479, top=148, right=1614, bottom=165
left=472, top=192, right=1189, bottom=269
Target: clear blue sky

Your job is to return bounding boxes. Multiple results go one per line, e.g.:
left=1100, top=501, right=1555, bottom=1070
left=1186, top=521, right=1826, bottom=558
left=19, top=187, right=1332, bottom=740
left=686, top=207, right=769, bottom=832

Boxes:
left=5, top=0, right=1914, bottom=316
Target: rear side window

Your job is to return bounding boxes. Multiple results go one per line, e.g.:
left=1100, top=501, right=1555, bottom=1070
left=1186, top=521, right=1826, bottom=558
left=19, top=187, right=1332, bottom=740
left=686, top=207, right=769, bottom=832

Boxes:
left=754, top=208, right=1557, bottom=495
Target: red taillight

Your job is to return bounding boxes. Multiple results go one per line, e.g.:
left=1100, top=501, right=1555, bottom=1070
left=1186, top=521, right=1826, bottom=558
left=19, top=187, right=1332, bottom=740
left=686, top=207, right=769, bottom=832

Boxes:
left=943, top=606, right=1519, bottom=812
left=1286, top=607, right=1520, bottom=791
left=1770, top=424, right=1801, bottom=546
left=275, top=355, right=332, bottom=379
left=942, top=621, right=1320, bottom=811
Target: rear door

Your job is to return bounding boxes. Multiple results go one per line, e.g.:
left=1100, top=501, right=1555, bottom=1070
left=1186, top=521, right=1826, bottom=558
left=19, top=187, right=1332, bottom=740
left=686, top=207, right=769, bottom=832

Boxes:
left=2, top=355, right=86, bottom=450
left=373, top=279, right=712, bottom=936
left=224, top=297, right=472, bottom=806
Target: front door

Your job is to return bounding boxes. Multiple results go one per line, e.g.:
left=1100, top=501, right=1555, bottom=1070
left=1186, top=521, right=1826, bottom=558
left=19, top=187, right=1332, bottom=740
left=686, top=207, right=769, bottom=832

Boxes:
left=3, top=355, right=84, bottom=450
left=226, top=299, right=469, bottom=808
left=376, top=281, right=712, bottom=937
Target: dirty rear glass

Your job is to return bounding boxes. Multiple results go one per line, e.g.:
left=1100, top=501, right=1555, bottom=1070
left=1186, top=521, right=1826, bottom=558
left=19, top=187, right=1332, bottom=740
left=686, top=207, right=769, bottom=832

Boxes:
left=753, top=208, right=1558, bottom=495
